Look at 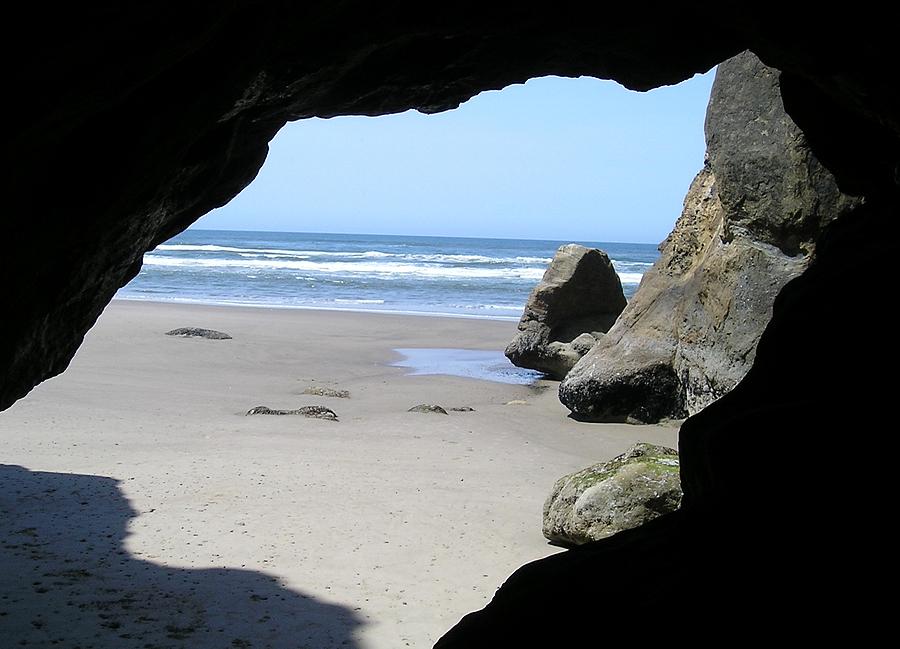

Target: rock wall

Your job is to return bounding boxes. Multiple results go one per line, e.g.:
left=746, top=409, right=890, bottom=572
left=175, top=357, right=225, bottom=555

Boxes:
left=559, top=51, right=857, bottom=422
left=2, top=6, right=900, bottom=647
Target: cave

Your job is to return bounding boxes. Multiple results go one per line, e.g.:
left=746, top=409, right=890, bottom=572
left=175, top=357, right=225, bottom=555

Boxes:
left=3, top=5, right=898, bottom=646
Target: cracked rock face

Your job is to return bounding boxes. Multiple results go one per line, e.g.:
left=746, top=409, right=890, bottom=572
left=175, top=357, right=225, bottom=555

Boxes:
left=559, top=51, right=857, bottom=423
left=504, top=244, right=626, bottom=379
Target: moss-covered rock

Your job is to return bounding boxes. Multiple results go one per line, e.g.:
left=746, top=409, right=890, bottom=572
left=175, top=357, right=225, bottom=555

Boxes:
left=542, top=443, right=681, bottom=546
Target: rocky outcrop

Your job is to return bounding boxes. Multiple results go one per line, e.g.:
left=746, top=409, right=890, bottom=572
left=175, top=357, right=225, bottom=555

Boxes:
left=505, top=244, right=626, bottom=378
left=543, top=443, right=681, bottom=546
left=165, top=327, right=232, bottom=339
left=559, top=52, right=858, bottom=422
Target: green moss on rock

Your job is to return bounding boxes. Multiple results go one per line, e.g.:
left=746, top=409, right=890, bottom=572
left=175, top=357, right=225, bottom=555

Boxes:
left=543, top=443, right=682, bottom=546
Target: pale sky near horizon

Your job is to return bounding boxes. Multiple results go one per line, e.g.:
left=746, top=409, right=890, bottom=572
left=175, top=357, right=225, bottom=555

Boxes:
left=193, top=70, right=716, bottom=244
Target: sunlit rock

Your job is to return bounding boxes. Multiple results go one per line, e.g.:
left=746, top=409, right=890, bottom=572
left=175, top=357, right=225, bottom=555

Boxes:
left=560, top=51, right=858, bottom=422
left=542, top=443, right=682, bottom=546
left=505, top=244, right=625, bottom=379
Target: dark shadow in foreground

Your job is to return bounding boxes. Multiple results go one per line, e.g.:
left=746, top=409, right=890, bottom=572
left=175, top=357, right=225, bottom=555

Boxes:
left=0, top=464, right=363, bottom=648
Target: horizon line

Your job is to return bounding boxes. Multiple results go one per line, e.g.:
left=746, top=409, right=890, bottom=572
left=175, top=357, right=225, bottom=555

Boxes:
left=184, top=225, right=663, bottom=247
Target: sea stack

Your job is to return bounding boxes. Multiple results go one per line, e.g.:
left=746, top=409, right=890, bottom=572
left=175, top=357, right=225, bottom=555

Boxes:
left=505, top=244, right=626, bottom=379
left=559, top=51, right=858, bottom=423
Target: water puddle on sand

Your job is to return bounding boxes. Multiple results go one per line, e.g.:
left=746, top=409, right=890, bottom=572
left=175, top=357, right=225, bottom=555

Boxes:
left=391, top=348, right=546, bottom=385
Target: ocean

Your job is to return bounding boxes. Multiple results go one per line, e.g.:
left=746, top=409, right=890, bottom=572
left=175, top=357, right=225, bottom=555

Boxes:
left=117, top=230, right=659, bottom=320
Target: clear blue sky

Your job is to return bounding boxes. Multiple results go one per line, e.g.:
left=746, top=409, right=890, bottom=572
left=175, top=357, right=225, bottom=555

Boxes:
left=194, top=71, right=715, bottom=243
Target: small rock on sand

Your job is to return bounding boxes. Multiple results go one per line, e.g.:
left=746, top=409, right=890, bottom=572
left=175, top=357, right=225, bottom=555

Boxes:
left=246, top=405, right=338, bottom=420
left=448, top=406, right=475, bottom=412
left=408, top=404, right=448, bottom=415
left=165, top=327, right=232, bottom=339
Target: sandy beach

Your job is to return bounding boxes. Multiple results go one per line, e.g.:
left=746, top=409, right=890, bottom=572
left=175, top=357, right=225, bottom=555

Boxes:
left=0, top=300, right=678, bottom=648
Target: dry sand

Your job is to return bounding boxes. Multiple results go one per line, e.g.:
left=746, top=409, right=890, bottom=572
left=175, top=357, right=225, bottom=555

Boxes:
left=0, top=300, right=678, bottom=648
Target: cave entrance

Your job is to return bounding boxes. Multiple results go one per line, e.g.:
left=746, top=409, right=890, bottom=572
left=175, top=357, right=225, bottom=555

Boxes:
left=122, top=74, right=712, bottom=313
left=1, top=73, right=712, bottom=647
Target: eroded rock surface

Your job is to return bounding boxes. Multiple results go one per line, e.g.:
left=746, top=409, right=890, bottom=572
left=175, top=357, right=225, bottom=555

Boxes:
left=559, top=52, right=857, bottom=422
left=542, top=443, right=681, bottom=546
left=165, top=327, right=232, bottom=340
left=505, top=244, right=625, bottom=379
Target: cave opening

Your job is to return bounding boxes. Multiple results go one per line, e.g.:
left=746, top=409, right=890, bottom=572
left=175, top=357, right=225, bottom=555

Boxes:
left=120, top=73, right=714, bottom=316
left=2, top=72, right=716, bottom=647
left=4, top=6, right=898, bottom=645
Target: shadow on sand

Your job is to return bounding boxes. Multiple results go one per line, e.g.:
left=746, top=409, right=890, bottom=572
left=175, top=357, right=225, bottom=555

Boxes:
left=0, top=464, right=363, bottom=648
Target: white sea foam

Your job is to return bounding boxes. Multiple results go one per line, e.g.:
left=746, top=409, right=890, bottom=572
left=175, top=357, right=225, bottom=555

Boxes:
left=400, top=253, right=551, bottom=265
left=515, top=256, right=553, bottom=264
left=610, top=259, right=654, bottom=267
left=451, top=303, right=523, bottom=311
left=480, top=304, right=523, bottom=311
left=157, top=244, right=296, bottom=255
left=115, top=295, right=522, bottom=321
left=156, top=244, right=391, bottom=259
left=406, top=253, right=496, bottom=263
left=334, top=298, right=385, bottom=304
left=143, top=254, right=547, bottom=280
left=617, top=272, right=644, bottom=284
left=155, top=244, right=549, bottom=266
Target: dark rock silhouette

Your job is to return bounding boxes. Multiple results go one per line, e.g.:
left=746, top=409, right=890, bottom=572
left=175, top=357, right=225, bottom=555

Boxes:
left=505, top=244, right=625, bottom=379
left=0, top=464, right=363, bottom=648
left=0, top=6, right=898, bottom=648
left=560, top=51, right=857, bottom=422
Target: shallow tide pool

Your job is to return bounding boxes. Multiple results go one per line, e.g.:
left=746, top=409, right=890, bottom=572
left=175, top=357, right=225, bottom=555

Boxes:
left=391, top=348, right=546, bottom=385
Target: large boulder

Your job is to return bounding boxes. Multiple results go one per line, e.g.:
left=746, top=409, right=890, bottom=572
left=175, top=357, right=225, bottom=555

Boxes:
left=543, top=443, right=682, bottom=546
left=505, top=244, right=626, bottom=378
left=559, top=51, right=858, bottom=422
